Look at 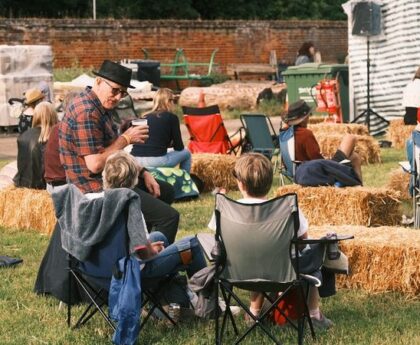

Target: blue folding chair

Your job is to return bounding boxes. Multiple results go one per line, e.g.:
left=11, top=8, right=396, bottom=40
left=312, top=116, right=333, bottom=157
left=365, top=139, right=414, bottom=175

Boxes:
left=403, top=130, right=420, bottom=228
left=278, top=125, right=298, bottom=185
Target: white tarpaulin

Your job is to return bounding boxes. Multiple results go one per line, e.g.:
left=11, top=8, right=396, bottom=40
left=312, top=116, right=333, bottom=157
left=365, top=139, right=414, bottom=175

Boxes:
left=0, top=45, right=53, bottom=127
left=343, top=1, right=420, bottom=126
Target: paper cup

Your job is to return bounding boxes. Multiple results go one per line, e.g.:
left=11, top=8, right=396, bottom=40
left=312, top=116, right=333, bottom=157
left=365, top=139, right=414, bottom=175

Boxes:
left=132, top=119, right=148, bottom=126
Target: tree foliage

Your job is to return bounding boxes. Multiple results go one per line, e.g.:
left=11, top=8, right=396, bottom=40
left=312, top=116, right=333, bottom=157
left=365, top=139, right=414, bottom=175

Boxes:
left=0, top=0, right=347, bottom=20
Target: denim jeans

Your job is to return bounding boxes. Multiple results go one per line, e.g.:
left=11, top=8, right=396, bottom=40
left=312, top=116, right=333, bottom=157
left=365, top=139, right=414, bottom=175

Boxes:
left=134, top=148, right=192, bottom=173
left=142, top=232, right=206, bottom=279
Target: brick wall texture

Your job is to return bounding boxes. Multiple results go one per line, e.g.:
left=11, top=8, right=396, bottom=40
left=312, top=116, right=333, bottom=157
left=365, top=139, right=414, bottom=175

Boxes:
left=0, top=19, right=348, bottom=71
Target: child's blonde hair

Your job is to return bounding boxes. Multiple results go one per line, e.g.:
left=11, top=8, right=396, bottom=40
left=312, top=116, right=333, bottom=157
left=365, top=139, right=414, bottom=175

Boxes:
left=234, top=153, right=273, bottom=197
left=32, top=101, right=58, bottom=143
left=102, top=151, right=140, bottom=190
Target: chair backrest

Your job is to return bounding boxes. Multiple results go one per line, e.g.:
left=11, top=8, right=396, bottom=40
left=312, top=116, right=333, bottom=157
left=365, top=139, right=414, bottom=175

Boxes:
left=78, top=212, right=128, bottom=281
left=240, top=114, right=276, bottom=158
left=183, top=105, right=230, bottom=154
left=215, top=193, right=299, bottom=284
left=279, top=126, right=296, bottom=178
left=412, top=130, right=420, bottom=175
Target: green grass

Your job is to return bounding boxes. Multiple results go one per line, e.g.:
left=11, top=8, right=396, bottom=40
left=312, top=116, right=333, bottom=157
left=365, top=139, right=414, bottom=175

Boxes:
left=1, top=147, right=419, bottom=344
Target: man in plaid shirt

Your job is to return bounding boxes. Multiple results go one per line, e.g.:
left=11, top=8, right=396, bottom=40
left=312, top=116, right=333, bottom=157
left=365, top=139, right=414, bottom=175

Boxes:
left=59, top=60, right=179, bottom=243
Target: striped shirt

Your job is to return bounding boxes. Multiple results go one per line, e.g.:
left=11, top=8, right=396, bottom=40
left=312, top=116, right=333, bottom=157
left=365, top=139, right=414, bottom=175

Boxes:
left=59, top=87, right=118, bottom=193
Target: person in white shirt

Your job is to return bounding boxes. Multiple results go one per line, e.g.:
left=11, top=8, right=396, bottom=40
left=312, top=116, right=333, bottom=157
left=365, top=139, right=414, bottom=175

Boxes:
left=402, top=66, right=420, bottom=125
left=208, top=153, right=333, bottom=330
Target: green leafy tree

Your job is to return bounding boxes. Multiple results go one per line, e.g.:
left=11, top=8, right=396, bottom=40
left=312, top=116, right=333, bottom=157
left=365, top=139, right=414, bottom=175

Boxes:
left=0, top=0, right=347, bottom=20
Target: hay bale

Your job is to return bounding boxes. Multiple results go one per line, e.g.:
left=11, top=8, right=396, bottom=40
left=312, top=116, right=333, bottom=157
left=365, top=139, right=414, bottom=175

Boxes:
left=386, top=169, right=411, bottom=200
left=386, top=119, right=415, bottom=149
left=315, top=134, right=381, bottom=164
left=309, top=123, right=369, bottom=136
left=276, top=185, right=401, bottom=226
left=309, top=225, right=420, bottom=297
left=0, top=161, right=17, bottom=190
left=0, top=186, right=56, bottom=235
left=191, top=154, right=238, bottom=192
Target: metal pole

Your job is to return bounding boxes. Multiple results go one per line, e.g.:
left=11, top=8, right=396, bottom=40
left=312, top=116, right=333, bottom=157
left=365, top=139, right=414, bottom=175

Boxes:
left=366, top=35, right=370, bottom=131
left=93, top=0, right=96, bottom=20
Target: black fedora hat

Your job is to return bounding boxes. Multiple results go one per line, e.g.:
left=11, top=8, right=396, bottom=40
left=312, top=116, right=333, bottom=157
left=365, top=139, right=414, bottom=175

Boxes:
left=93, top=60, right=135, bottom=89
left=284, top=100, right=313, bottom=125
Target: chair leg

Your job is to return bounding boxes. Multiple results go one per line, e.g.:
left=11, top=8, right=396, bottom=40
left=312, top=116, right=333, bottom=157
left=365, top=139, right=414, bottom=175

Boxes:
left=67, top=270, right=71, bottom=327
left=71, top=271, right=116, bottom=331
left=220, top=285, right=239, bottom=337
left=221, top=283, right=282, bottom=345
left=215, top=277, right=221, bottom=345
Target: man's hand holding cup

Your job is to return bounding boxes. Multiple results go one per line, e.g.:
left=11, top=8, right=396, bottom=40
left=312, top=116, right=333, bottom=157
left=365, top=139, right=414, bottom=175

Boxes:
left=124, top=118, right=149, bottom=144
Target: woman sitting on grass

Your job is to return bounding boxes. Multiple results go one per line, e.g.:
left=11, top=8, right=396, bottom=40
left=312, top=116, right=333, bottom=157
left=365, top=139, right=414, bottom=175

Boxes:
left=14, top=101, right=58, bottom=189
left=130, top=88, right=192, bottom=173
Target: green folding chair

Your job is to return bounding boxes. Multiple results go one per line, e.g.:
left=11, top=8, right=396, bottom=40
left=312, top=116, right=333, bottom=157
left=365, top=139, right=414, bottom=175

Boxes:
left=240, top=113, right=280, bottom=170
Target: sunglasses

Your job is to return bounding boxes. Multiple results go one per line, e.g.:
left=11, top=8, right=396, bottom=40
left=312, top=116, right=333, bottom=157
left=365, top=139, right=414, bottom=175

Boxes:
left=102, top=79, right=128, bottom=98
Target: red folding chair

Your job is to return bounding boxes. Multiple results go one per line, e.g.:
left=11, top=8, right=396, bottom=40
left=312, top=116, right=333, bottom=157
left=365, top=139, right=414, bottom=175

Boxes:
left=182, top=105, right=241, bottom=154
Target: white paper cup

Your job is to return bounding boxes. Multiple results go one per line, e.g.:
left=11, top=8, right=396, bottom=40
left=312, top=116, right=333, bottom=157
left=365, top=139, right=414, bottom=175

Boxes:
left=132, top=119, right=148, bottom=126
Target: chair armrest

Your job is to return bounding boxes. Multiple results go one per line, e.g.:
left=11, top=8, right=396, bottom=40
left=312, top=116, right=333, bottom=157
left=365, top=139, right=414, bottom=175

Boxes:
left=299, top=273, right=321, bottom=287
left=293, top=234, right=354, bottom=245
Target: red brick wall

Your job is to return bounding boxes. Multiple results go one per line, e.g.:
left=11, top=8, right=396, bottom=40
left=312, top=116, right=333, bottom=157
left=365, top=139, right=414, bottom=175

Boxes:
left=0, top=19, right=348, bottom=70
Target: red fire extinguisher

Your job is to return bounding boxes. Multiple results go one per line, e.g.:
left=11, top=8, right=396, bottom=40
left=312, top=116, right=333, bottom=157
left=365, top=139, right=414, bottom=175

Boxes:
left=315, top=82, right=327, bottom=112
left=324, top=80, right=338, bottom=114
left=314, top=79, right=342, bottom=123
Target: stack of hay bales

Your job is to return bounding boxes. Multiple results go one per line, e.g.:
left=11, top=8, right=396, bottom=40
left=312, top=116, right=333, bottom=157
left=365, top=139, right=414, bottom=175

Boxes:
left=0, top=186, right=56, bottom=235
left=309, top=123, right=369, bottom=136
left=191, top=154, right=238, bottom=192
left=316, top=134, right=381, bottom=164
left=386, top=119, right=415, bottom=149
left=310, top=225, right=420, bottom=297
left=386, top=168, right=411, bottom=200
left=307, top=123, right=380, bottom=164
left=276, top=185, right=401, bottom=226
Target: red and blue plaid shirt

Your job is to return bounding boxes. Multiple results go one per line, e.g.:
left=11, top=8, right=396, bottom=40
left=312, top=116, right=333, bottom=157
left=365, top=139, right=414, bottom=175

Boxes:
left=59, top=87, right=118, bottom=193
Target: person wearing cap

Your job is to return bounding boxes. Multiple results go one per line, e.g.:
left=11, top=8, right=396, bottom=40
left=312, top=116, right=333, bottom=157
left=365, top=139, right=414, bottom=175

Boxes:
left=59, top=60, right=179, bottom=243
left=283, top=100, right=362, bottom=182
left=18, top=87, right=45, bottom=134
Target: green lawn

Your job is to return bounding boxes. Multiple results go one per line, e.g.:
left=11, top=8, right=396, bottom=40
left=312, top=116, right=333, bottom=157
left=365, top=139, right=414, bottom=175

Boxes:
left=1, top=147, right=419, bottom=345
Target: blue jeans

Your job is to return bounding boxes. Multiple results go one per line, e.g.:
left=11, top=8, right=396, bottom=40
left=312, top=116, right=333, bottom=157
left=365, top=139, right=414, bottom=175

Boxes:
left=134, top=149, right=192, bottom=173
left=141, top=232, right=206, bottom=279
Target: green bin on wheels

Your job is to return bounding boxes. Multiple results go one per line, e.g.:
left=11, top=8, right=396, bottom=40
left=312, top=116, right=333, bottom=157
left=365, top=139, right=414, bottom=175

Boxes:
left=283, top=63, right=350, bottom=122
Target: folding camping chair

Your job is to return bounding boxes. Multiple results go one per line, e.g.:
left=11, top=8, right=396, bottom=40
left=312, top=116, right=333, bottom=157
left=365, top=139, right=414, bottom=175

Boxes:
left=213, top=193, right=319, bottom=345
left=66, top=211, right=177, bottom=335
left=401, top=129, right=420, bottom=228
left=183, top=105, right=242, bottom=154
left=240, top=113, right=279, bottom=161
left=278, top=124, right=298, bottom=185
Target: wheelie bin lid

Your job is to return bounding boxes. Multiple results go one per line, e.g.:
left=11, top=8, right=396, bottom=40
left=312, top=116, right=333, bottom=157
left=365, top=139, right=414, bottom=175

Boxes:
left=282, top=63, right=348, bottom=76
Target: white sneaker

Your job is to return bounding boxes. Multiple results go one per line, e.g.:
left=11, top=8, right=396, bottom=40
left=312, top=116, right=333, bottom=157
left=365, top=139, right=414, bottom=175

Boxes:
left=218, top=298, right=241, bottom=316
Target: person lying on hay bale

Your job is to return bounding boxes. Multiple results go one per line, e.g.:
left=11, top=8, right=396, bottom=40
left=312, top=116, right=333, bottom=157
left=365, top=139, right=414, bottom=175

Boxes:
left=281, top=100, right=363, bottom=187
left=209, top=153, right=347, bottom=329
left=58, top=60, right=179, bottom=243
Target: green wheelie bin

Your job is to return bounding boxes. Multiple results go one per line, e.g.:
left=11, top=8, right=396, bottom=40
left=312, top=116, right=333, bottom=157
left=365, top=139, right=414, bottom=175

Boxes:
left=283, top=63, right=349, bottom=122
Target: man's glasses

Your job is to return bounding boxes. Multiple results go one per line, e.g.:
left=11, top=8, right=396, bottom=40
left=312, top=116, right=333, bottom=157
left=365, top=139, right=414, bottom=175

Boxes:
left=102, top=79, right=128, bottom=98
